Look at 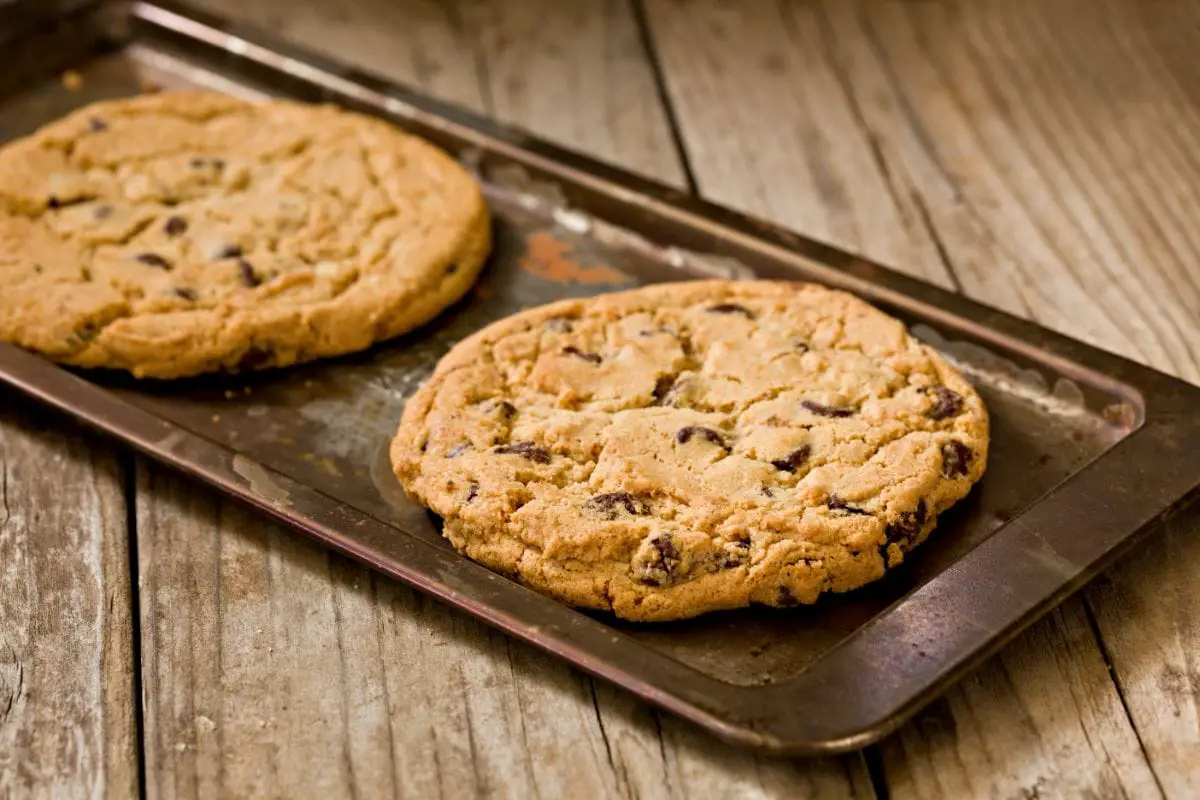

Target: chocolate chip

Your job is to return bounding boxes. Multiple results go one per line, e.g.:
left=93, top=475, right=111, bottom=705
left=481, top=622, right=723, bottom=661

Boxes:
left=675, top=426, right=727, bottom=448
left=214, top=244, right=243, bottom=260
left=88, top=117, right=107, bottom=132
left=445, top=263, right=458, bottom=274
left=583, top=492, right=649, bottom=520
left=544, top=317, right=574, bottom=333
left=237, top=259, right=261, bottom=288
left=135, top=252, right=172, bottom=270
left=47, top=196, right=61, bottom=209
left=942, top=440, right=973, bottom=477
left=636, top=533, right=683, bottom=586
left=802, top=400, right=855, bottom=418
left=885, top=499, right=928, bottom=549
left=777, top=586, right=799, bottom=606
left=493, top=441, right=551, bottom=464
left=163, top=216, right=188, bottom=237
left=771, top=444, right=811, bottom=472
left=654, top=375, right=695, bottom=408
left=483, top=399, right=517, bottom=422
left=446, top=443, right=470, bottom=458
left=716, top=544, right=750, bottom=570
left=189, top=156, right=225, bottom=169
left=828, top=495, right=871, bottom=516
left=761, top=485, right=775, bottom=498
left=651, top=375, right=676, bottom=404
left=652, top=534, right=680, bottom=575
left=926, top=386, right=964, bottom=420
left=465, top=484, right=479, bottom=503
left=562, top=345, right=602, bottom=364
left=92, top=204, right=113, bottom=220
left=172, top=287, right=197, bottom=302
left=707, top=303, right=755, bottom=319
left=235, top=346, right=273, bottom=371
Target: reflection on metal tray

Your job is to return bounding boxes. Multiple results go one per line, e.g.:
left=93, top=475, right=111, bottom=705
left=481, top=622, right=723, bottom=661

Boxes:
left=1, top=0, right=1198, bottom=754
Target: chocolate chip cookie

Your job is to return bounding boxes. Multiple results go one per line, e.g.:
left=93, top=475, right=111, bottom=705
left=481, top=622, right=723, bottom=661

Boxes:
left=0, top=91, right=489, bottom=378
left=391, top=280, right=988, bottom=621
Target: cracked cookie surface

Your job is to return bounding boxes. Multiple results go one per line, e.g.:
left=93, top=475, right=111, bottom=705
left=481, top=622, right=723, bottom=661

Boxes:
left=0, top=91, right=489, bottom=378
left=391, top=280, right=988, bottom=621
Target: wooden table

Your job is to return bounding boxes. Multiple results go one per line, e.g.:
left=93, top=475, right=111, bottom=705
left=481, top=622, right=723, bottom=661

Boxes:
left=3, top=1, right=1199, bottom=797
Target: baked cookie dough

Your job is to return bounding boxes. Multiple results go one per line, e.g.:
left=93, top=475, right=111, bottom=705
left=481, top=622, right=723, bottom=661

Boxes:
left=0, top=91, right=489, bottom=378
left=392, top=280, right=988, bottom=621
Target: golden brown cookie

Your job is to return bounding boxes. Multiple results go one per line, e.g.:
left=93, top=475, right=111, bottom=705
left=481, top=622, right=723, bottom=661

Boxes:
left=392, top=280, right=988, bottom=622
left=0, top=91, right=489, bottom=378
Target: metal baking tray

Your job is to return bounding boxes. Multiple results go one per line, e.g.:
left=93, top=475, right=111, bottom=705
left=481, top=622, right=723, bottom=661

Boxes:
left=3, top=0, right=1199, bottom=756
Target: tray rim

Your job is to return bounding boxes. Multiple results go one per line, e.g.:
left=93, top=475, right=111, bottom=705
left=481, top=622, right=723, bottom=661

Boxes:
left=0, top=0, right=1197, bottom=755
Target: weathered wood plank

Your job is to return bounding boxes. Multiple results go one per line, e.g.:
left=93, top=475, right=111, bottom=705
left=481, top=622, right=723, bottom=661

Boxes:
left=0, top=404, right=138, bottom=799
left=189, top=0, right=684, bottom=185
left=453, top=0, right=686, bottom=185
left=189, top=0, right=488, bottom=112
left=639, top=0, right=954, bottom=287
left=814, top=0, right=1200, bottom=383
left=881, top=603, right=1161, bottom=798
left=1087, top=514, right=1200, bottom=798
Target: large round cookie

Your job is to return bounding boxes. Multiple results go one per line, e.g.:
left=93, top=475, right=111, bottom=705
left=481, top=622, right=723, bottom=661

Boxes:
left=0, top=91, right=489, bottom=378
left=392, top=281, right=988, bottom=621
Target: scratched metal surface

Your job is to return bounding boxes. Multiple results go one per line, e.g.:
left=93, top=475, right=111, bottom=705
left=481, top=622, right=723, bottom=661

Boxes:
left=0, top=8, right=1137, bottom=688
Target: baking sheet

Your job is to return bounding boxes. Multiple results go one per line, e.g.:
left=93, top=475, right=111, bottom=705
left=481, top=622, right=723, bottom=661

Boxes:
left=2, top=0, right=1198, bottom=752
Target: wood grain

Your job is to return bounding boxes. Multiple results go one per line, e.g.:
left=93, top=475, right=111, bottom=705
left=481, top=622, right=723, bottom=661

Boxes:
left=190, top=0, right=488, bottom=112
left=1087, top=514, right=1200, bottom=797
left=453, top=0, right=686, bottom=184
left=816, top=0, right=1200, bottom=383
left=638, top=0, right=955, bottom=288
left=0, top=404, right=138, bottom=799
left=880, top=603, right=1160, bottom=799
left=188, top=0, right=684, bottom=185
